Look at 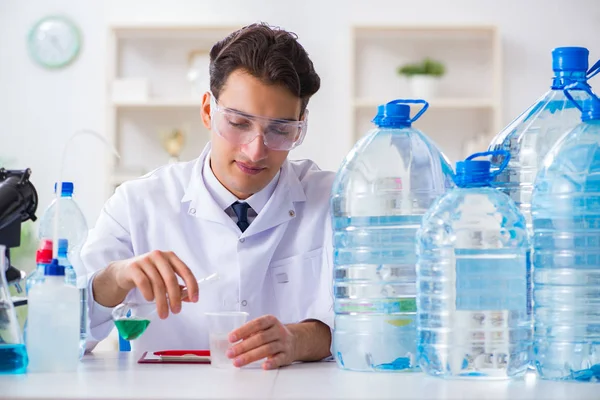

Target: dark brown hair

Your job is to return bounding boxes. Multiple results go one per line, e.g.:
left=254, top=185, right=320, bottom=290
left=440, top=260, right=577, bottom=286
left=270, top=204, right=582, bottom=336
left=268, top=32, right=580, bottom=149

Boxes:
left=209, top=23, right=320, bottom=116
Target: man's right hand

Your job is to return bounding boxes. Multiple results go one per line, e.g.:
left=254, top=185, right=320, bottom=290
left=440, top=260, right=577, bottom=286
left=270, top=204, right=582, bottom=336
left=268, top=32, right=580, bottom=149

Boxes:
left=92, top=250, right=199, bottom=319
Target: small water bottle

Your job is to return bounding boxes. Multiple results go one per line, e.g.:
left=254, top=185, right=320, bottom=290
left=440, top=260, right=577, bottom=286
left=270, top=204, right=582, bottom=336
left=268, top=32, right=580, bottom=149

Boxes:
left=417, top=151, right=531, bottom=379
left=531, top=86, right=600, bottom=382
left=57, top=239, right=88, bottom=359
left=331, top=99, right=454, bottom=372
left=26, top=259, right=80, bottom=372
left=38, top=182, right=89, bottom=278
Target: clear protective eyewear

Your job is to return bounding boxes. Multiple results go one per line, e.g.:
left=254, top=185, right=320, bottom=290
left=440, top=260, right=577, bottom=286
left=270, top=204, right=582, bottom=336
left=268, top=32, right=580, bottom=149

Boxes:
left=209, top=93, right=308, bottom=151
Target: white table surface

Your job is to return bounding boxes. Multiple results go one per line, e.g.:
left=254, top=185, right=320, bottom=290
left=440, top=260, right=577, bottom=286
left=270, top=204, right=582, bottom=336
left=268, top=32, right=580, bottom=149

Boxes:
left=1, top=351, right=598, bottom=400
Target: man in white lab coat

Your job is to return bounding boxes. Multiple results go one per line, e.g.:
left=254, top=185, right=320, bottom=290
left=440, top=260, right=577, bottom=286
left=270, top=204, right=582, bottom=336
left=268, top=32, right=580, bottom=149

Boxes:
left=82, top=23, right=335, bottom=369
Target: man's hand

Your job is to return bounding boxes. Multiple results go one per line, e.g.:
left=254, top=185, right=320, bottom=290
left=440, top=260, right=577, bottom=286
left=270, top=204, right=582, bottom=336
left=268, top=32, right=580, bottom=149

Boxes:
left=92, top=250, right=199, bottom=319
left=226, top=315, right=332, bottom=370
left=226, top=315, right=296, bottom=370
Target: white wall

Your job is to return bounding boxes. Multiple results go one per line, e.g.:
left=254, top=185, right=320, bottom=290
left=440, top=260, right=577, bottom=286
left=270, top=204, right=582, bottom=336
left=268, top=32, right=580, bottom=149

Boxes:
left=1, top=0, right=599, bottom=230
left=0, top=0, right=106, bottom=233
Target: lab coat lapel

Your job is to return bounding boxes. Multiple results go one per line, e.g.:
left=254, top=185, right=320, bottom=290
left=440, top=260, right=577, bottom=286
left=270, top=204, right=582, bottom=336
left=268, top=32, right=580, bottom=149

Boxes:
left=180, top=144, right=239, bottom=230
left=242, top=159, right=306, bottom=237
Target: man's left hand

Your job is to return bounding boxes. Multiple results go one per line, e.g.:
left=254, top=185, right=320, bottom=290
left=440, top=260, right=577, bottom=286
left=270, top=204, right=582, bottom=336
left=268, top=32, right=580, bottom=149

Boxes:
left=226, top=315, right=296, bottom=370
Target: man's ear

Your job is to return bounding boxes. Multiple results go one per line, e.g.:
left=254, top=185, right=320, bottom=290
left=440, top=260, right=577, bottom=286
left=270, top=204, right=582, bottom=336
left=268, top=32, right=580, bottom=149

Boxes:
left=200, top=91, right=212, bottom=130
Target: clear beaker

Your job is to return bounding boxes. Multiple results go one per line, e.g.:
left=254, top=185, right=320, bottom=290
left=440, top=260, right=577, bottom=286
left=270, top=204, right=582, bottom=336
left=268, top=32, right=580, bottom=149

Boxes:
left=0, top=245, right=28, bottom=374
left=205, top=311, right=249, bottom=368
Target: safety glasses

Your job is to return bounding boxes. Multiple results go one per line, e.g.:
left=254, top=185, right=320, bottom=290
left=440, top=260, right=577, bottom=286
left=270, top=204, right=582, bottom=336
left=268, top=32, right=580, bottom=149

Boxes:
left=209, top=93, right=308, bottom=151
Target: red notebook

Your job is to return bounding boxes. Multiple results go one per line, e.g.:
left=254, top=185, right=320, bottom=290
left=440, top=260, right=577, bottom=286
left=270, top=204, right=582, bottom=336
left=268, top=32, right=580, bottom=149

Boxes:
left=138, top=350, right=211, bottom=364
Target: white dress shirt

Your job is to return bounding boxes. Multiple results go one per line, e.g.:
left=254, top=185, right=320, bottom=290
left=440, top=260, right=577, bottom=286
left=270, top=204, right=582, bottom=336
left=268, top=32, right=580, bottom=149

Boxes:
left=202, top=151, right=280, bottom=226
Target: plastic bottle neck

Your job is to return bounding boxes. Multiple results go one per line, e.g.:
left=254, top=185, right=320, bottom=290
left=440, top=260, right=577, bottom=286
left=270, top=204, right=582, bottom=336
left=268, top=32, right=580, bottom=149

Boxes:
left=457, top=181, right=491, bottom=189
left=43, top=275, right=65, bottom=282
left=551, top=70, right=588, bottom=90
left=376, top=122, right=411, bottom=129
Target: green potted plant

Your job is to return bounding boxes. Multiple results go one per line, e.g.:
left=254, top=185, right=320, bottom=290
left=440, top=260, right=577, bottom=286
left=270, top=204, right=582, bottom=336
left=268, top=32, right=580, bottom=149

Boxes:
left=397, top=58, right=446, bottom=99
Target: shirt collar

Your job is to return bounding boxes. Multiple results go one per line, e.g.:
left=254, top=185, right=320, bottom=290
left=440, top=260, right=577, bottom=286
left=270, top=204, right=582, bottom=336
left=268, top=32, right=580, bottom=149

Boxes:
left=202, top=150, right=280, bottom=214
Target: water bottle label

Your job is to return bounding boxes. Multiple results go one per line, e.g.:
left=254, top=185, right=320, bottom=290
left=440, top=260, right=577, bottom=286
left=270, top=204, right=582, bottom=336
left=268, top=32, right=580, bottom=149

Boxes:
left=337, top=298, right=416, bottom=314
left=455, top=255, right=527, bottom=311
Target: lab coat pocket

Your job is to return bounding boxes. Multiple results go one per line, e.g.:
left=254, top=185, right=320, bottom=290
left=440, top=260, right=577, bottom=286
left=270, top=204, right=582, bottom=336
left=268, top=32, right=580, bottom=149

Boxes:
left=269, top=247, right=323, bottom=324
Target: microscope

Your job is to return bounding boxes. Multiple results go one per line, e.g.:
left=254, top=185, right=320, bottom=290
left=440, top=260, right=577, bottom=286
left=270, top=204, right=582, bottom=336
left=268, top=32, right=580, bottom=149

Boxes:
left=0, top=168, right=38, bottom=307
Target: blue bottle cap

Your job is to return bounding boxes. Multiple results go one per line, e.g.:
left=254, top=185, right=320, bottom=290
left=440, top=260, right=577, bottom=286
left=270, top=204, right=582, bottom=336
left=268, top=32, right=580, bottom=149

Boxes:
left=54, top=182, right=74, bottom=196
left=552, top=47, right=589, bottom=72
left=582, top=98, right=600, bottom=122
left=44, top=259, right=65, bottom=276
left=57, top=238, right=69, bottom=257
left=373, top=102, right=412, bottom=128
left=454, top=160, right=493, bottom=188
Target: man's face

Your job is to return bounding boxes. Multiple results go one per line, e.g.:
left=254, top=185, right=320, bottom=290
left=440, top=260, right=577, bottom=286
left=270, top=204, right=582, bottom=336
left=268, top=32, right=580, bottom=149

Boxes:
left=201, top=69, right=302, bottom=200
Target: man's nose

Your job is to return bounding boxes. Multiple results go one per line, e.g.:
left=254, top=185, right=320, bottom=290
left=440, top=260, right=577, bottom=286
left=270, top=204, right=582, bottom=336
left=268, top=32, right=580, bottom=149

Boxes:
left=241, top=133, right=268, bottom=163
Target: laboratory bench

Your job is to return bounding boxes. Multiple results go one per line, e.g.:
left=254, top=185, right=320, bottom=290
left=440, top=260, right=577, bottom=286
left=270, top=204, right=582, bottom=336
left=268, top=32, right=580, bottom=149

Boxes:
left=0, top=351, right=598, bottom=399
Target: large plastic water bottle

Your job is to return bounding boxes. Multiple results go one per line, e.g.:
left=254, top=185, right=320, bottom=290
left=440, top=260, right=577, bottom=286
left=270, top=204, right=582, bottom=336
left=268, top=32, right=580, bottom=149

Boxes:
left=331, top=99, right=454, bottom=372
left=57, top=239, right=87, bottom=359
left=531, top=88, right=600, bottom=382
left=417, top=151, right=531, bottom=379
left=26, top=259, right=80, bottom=372
left=489, top=47, right=598, bottom=230
left=38, top=182, right=89, bottom=286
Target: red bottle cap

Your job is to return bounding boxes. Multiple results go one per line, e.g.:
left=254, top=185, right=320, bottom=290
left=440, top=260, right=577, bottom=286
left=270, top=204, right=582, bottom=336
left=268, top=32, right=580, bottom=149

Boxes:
left=36, top=239, right=53, bottom=264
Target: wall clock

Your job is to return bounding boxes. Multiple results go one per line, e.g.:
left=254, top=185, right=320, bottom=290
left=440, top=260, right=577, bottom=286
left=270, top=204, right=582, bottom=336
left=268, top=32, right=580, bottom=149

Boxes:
left=28, top=15, right=81, bottom=69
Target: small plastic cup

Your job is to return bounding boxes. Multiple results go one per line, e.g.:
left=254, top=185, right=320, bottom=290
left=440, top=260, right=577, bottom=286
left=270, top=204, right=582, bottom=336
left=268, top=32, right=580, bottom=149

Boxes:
left=205, top=311, right=249, bottom=368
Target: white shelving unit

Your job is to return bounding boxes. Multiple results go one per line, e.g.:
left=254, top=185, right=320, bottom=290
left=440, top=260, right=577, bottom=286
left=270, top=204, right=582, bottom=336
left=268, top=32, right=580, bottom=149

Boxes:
left=350, top=25, right=502, bottom=164
left=105, top=24, right=240, bottom=192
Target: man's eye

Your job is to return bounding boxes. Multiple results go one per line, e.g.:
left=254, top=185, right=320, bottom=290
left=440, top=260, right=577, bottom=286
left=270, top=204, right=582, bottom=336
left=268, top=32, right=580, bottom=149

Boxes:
left=227, top=118, right=250, bottom=129
left=268, top=126, right=291, bottom=136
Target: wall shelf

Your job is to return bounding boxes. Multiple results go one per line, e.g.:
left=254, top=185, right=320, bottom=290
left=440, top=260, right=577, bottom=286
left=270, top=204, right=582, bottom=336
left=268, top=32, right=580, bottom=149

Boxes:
left=105, top=24, right=237, bottom=196
left=350, top=24, right=502, bottom=164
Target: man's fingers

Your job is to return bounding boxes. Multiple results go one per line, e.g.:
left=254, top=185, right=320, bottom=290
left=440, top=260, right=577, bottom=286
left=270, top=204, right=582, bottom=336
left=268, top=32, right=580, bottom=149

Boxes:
left=263, top=353, right=287, bottom=370
left=152, top=252, right=183, bottom=314
left=140, top=260, right=168, bottom=319
left=231, top=341, right=284, bottom=368
left=227, top=326, right=279, bottom=359
left=129, top=265, right=153, bottom=302
left=168, top=252, right=199, bottom=303
left=179, top=285, right=195, bottom=302
left=229, top=315, right=277, bottom=342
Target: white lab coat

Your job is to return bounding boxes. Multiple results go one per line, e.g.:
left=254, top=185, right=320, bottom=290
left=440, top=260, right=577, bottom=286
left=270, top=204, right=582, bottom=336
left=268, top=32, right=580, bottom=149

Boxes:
left=82, top=144, right=335, bottom=351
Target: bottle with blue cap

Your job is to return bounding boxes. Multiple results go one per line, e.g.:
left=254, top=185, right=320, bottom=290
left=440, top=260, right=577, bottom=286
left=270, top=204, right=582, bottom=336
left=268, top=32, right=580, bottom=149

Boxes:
left=57, top=238, right=88, bottom=360
left=26, top=258, right=80, bottom=372
left=531, top=86, right=600, bottom=382
left=38, top=181, right=88, bottom=296
left=489, top=47, right=599, bottom=231
left=416, top=150, right=531, bottom=379
left=331, top=99, right=453, bottom=372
